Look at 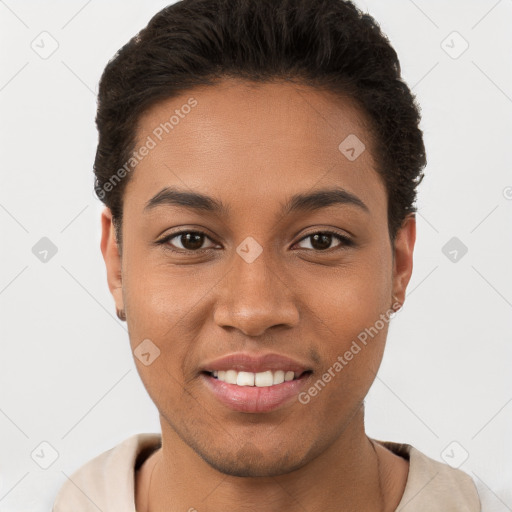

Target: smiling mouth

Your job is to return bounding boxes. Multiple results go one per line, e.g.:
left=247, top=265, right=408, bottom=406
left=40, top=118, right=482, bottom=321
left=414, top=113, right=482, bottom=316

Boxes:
left=203, top=369, right=312, bottom=387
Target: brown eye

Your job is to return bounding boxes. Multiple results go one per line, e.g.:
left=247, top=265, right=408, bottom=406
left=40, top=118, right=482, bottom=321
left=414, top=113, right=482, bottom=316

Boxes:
left=296, top=232, right=353, bottom=251
left=178, top=232, right=205, bottom=250
left=161, top=231, right=217, bottom=252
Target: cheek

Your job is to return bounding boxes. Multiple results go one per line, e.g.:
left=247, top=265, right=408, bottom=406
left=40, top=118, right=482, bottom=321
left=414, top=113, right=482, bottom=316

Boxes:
left=311, top=253, right=392, bottom=336
left=121, top=256, right=220, bottom=389
left=123, top=255, right=210, bottom=331
left=121, top=265, right=203, bottom=410
left=300, top=266, right=393, bottom=418
left=315, top=295, right=389, bottom=390
left=304, top=253, right=392, bottom=392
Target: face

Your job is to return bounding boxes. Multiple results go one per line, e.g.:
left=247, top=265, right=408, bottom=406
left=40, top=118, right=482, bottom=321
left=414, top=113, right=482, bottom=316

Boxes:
left=101, top=78, right=415, bottom=477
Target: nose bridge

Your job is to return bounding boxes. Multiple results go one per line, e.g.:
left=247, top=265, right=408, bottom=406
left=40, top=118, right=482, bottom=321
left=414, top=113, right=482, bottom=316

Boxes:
left=213, top=241, right=299, bottom=336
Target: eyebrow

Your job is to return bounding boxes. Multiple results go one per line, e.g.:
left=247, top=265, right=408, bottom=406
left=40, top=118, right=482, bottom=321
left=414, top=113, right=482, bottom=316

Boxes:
left=282, top=187, right=369, bottom=215
left=144, top=186, right=369, bottom=216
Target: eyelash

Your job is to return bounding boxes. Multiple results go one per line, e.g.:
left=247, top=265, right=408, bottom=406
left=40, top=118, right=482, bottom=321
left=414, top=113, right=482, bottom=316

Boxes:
left=156, top=230, right=354, bottom=254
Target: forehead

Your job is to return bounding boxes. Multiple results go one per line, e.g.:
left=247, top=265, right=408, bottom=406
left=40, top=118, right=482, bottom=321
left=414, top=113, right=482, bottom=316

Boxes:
left=126, top=78, right=386, bottom=215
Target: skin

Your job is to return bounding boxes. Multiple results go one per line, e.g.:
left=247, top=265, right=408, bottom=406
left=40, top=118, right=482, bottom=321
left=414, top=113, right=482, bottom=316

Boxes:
left=101, top=78, right=414, bottom=512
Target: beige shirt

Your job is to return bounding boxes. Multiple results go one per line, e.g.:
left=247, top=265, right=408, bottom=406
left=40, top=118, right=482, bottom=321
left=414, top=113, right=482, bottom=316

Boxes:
left=52, top=433, right=481, bottom=511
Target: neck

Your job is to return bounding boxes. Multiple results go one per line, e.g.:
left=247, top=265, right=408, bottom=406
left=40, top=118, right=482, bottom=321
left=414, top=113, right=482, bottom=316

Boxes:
left=144, top=406, right=388, bottom=512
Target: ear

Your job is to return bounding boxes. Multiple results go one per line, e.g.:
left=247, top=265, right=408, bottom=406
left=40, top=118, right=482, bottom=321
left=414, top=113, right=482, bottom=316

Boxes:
left=100, top=207, right=124, bottom=312
left=391, top=213, right=416, bottom=307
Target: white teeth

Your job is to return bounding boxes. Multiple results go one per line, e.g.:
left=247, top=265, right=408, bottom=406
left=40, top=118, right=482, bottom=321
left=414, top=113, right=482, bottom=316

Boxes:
left=255, top=370, right=273, bottom=387
left=284, top=371, right=295, bottom=382
left=273, top=370, right=285, bottom=385
left=236, top=371, right=255, bottom=386
left=211, top=369, right=301, bottom=387
left=225, top=369, right=237, bottom=384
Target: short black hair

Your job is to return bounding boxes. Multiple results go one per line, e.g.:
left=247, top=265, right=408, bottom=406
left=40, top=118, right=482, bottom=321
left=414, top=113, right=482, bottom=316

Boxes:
left=94, top=0, right=426, bottom=245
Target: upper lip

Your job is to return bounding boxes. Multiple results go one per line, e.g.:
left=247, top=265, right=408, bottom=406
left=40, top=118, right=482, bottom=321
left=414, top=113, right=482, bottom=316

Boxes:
left=201, top=352, right=312, bottom=374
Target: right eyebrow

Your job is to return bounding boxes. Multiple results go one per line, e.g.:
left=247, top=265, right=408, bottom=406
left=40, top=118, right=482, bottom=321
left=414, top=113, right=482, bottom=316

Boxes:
left=144, top=187, right=230, bottom=216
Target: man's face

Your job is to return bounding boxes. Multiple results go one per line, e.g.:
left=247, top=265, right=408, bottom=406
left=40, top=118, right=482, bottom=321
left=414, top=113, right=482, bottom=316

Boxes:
left=102, top=79, right=414, bottom=477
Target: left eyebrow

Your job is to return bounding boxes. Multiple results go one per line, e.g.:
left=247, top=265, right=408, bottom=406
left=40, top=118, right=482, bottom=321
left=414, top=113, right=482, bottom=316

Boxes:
left=282, top=187, right=370, bottom=216
left=143, top=186, right=369, bottom=216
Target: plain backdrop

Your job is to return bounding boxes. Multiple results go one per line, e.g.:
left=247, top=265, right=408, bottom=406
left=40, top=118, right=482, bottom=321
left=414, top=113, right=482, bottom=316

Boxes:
left=0, top=1, right=511, bottom=510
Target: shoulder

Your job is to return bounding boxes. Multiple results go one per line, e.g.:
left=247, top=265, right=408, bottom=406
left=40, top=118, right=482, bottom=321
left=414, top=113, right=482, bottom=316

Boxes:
left=374, top=439, right=482, bottom=512
left=52, top=432, right=162, bottom=512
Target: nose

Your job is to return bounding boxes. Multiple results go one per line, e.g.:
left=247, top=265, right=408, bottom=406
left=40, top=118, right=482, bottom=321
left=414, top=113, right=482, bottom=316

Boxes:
left=213, top=248, right=300, bottom=337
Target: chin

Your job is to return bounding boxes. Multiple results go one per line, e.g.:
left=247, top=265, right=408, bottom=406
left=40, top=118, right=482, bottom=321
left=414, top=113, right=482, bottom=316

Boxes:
left=196, top=442, right=310, bottom=478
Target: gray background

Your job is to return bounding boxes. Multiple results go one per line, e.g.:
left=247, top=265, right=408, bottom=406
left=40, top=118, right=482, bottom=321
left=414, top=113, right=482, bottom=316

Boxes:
left=1, top=0, right=511, bottom=510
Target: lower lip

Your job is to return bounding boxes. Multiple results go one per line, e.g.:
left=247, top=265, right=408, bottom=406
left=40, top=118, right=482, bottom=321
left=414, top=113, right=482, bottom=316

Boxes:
left=201, top=372, right=312, bottom=413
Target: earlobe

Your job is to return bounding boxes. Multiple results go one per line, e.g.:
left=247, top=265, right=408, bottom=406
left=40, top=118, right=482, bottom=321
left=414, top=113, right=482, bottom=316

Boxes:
left=391, top=213, right=416, bottom=308
left=100, top=208, right=124, bottom=313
